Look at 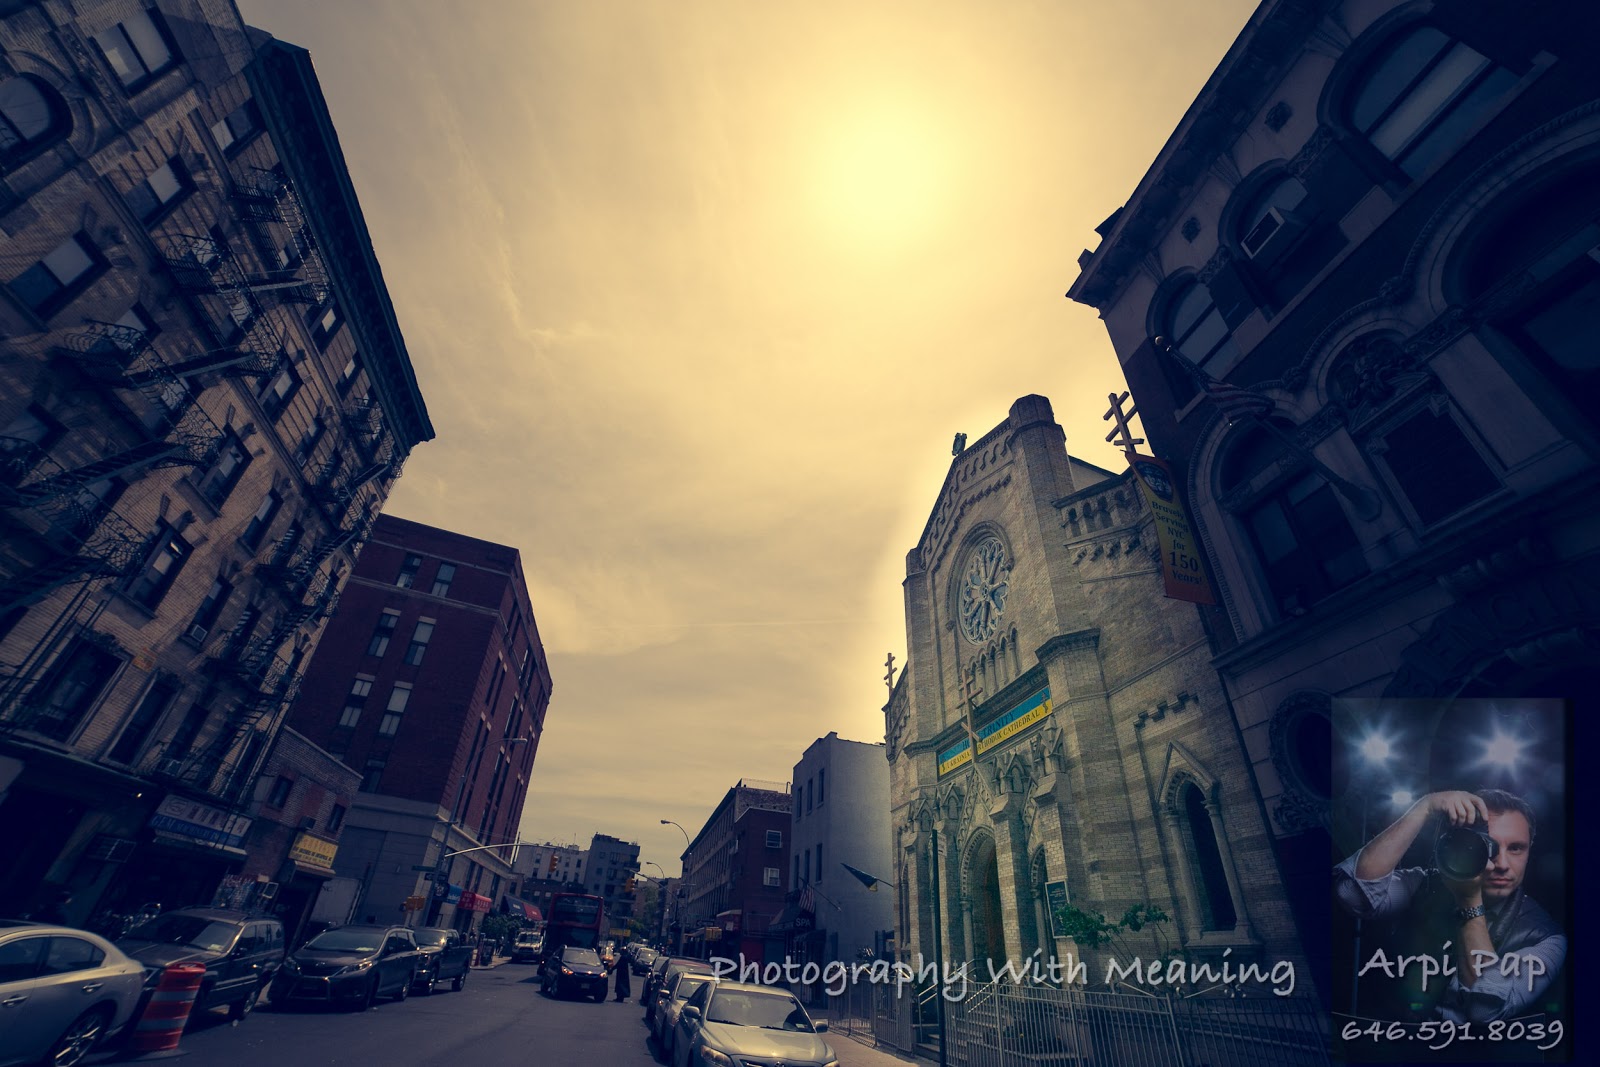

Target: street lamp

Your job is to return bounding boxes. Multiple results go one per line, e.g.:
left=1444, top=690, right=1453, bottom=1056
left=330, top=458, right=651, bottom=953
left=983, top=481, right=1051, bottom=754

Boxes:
left=429, top=736, right=531, bottom=924
left=661, top=820, right=692, bottom=952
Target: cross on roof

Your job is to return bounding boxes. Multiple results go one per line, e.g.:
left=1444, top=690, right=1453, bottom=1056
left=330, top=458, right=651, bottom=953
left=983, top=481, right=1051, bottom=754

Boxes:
left=1103, top=390, right=1145, bottom=457
left=883, top=652, right=896, bottom=695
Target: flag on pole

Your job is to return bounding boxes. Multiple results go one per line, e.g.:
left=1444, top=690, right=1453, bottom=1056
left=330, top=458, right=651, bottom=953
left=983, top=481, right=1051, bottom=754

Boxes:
left=840, top=862, right=895, bottom=892
left=798, top=882, right=816, bottom=912
left=1157, top=337, right=1275, bottom=422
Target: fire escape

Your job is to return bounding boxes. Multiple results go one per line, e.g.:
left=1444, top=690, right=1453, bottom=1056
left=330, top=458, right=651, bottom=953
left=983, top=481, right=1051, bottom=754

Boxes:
left=230, top=167, right=331, bottom=308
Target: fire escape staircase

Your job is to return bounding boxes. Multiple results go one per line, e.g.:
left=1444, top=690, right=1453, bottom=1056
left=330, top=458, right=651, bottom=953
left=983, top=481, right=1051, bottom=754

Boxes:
left=231, top=169, right=331, bottom=307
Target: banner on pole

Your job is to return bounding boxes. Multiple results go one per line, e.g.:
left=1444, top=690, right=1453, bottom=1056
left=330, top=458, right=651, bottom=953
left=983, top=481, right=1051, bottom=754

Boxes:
left=1130, top=454, right=1216, bottom=605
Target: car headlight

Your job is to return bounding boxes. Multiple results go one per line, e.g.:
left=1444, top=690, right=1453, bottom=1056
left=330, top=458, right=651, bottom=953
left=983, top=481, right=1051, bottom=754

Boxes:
left=560, top=966, right=574, bottom=975
left=697, top=1049, right=734, bottom=1067
left=333, top=960, right=374, bottom=977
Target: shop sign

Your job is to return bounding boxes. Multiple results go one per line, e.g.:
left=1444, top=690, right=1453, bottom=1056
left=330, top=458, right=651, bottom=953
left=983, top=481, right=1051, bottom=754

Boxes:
left=288, top=832, right=338, bottom=869
left=149, top=795, right=251, bottom=849
left=458, top=891, right=491, bottom=913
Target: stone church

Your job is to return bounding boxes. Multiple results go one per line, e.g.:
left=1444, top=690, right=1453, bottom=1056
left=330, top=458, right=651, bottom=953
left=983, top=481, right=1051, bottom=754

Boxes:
left=884, top=395, right=1306, bottom=986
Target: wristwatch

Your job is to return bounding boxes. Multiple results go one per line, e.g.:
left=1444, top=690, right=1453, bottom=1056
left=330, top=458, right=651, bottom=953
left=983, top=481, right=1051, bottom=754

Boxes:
left=1456, top=904, right=1486, bottom=922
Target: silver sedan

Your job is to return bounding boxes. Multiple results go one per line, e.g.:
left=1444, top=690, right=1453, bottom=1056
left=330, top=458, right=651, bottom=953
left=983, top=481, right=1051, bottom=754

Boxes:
left=0, top=921, right=146, bottom=1067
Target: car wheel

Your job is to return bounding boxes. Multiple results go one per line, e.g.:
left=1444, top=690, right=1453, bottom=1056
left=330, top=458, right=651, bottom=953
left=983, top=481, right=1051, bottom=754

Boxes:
left=229, top=984, right=262, bottom=1021
left=48, top=1006, right=111, bottom=1067
left=356, top=975, right=378, bottom=1012
left=452, top=970, right=466, bottom=992
left=394, top=973, right=411, bottom=1001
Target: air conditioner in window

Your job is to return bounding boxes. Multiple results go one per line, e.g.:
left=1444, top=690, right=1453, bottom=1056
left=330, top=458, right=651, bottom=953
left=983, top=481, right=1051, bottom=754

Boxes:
left=259, top=882, right=279, bottom=902
left=186, top=623, right=209, bottom=644
left=1241, top=205, right=1309, bottom=262
left=157, top=757, right=185, bottom=777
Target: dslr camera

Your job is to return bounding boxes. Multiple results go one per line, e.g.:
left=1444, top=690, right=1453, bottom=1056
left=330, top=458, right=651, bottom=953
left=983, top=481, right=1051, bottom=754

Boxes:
left=1436, top=820, right=1498, bottom=880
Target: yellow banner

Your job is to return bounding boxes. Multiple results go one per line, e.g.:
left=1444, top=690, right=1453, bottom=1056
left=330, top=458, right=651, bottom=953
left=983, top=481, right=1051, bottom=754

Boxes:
left=1131, top=454, right=1216, bottom=605
left=289, top=831, right=338, bottom=869
left=977, top=694, right=1052, bottom=754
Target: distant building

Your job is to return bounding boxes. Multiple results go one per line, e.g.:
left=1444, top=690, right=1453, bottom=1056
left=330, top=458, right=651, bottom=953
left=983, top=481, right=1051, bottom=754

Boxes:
left=681, top=779, right=791, bottom=963
left=285, top=515, right=550, bottom=932
left=0, top=1, right=430, bottom=924
left=508, top=842, right=586, bottom=921
left=777, top=732, right=894, bottom=1002
left=1067, top=0, right=1600, bottom=1000
left=587, top=833, right=640, bottom=940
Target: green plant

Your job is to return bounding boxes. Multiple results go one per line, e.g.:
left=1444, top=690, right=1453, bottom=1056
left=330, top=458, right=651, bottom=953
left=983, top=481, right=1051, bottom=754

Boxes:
left=1052, top=902, right=1174, bottom=956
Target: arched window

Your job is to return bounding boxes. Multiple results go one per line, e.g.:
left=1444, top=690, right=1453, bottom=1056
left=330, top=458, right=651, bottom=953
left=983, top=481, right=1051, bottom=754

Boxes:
left=1181, top=783, right=1236, bottom=931
left=0, top=76, right=70, bottom=168
left=1156, top=278, right=1241, bottom=406
left=1346, top=26, right=1516, bottom=178
left=1237, top=175, right=1308, bottom=264
left=1220, top=421, right=1367, bottom=616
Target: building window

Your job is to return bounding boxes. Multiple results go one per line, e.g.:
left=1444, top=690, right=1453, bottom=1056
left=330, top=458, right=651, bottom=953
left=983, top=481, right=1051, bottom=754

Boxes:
left=793, top=856, right=800, bottom=888
left=338, top=354, right=361, bottom=397
left=806, top=779, right=813, bottom=814
left=803, top=850, right=810, bottom=884
left=328, top=804, right=347, bottom=832
left=339, top=677, right=373, bottom=728
left=377, top=682, right=412, bottom=736
left=1181, top=784, right=1237, bottom=931
left=124, top=523, right=191, bottom=610
left=1221, top=422, right=1367, bottom=617
left=310, top=303, right=343, bottom=348
left=184, top=577, right=231, bottom=646
left=108, top=676, right=179, bottom=765
left=258, top=359, right=300, bottom=422
left=30, top=638, right=121, bottom=742
left=240, top=490, right=282, bottom=552
left=403, top=620, right=434, bottom=666
left=1164, top=278, right=1239, bottom=377
left=430, top=563, right=456, bottom=598
left=0, top=75, right=71, bottom=167
left=1235, top=175, right=1309, bottom=265
left=210, top=100, right=262, bottom=155
left=126, top=155, right=192, bottom=223
left=92, top=10, right=177, bottom=91
left=763, top=867, right=780, bottom=888
left=293, top=417, right=327, bottom=467
left=366, top=610, right=400, bottom=657
left=195, top=431, right=251, bottom=508
left=266, top=776, right=293, bottom=808
left=360, top=759, right=385, bottom=793
left=815, top=844, right=823, bottom=882
left=817, top=768, right=825, bottom=805
left=9, top=233, right=108, bottom=320
left=1347, top=26, right=1516, bottom=179
left=765, top=830, right=782, bottom=849
left=1374, top=403, right=1500, bottom=526
left=395, top=555, right=422, bottom=588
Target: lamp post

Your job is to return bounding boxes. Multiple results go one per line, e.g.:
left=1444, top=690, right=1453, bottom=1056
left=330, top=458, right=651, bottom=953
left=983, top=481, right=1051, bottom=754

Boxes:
left=661, top=819, right=691, bottom=953
left=642, top=861, right=668, bottom=945
left=429, top=736, right=530, bottom=925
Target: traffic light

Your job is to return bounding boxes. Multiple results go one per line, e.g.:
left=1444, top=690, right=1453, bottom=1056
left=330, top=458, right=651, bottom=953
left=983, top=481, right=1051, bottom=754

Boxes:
left=624, top=877, right=636, bottom=894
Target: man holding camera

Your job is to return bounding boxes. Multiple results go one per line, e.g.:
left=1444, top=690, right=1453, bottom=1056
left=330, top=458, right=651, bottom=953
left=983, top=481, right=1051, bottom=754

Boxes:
left=1334, top=788, right=1565, bottom=1023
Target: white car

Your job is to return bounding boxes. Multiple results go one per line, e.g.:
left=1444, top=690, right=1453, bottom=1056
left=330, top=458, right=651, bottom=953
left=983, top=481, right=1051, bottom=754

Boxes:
left=671, top=980, right=837, bottom=1067
left=653, top=971, right=715, bottom=1064
left=0, top=921, right=146, bottom=1067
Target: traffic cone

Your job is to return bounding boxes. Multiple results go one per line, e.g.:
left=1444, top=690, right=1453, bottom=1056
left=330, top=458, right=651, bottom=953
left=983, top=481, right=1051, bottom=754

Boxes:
left=128, top=961, right=207, bottom=1056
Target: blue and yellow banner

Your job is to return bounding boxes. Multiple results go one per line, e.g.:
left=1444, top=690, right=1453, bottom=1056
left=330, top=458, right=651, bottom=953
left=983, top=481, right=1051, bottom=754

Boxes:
left=938, top=687, right=1052, bottom=775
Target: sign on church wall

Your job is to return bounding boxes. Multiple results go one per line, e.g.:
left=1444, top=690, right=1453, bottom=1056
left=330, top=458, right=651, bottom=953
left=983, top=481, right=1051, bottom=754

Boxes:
left=938, top=687, right=1052, bottom=777
left=1131, top=454, right=1217, bottom=605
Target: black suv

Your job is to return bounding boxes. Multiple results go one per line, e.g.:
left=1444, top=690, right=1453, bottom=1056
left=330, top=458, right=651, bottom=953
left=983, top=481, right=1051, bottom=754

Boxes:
left=118, top=908, right=286, bottom=1023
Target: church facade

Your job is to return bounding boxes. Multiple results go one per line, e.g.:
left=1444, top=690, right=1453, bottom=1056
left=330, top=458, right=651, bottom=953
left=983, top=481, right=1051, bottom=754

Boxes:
left=885, top=395, right=1306, bottom=986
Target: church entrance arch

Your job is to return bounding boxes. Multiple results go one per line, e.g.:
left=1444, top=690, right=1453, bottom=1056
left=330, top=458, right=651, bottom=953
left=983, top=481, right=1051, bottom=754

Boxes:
left=965, top=831, right=1005, bottom=968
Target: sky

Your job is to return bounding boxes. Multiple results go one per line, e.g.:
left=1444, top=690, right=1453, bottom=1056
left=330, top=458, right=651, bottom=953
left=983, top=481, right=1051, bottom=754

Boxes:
left=234, top=0, right=1261, bottom=879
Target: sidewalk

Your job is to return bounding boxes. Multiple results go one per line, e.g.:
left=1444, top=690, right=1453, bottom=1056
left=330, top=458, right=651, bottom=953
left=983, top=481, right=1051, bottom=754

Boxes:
left=818, top=1024, right=932, bottom=1067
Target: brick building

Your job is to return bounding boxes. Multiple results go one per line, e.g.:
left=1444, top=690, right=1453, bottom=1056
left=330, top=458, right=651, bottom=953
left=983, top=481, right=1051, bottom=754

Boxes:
left=0, top=0, right=429, bottom=924
left=284, top=515, right=550, bottom=932
left=885, top=396, right=1305, bottom=987
left=680, top=779, right=790, bottom=964
left=585, top=832, right=639, bottom=940
left=1067, top=0, right=1597, bottom=1013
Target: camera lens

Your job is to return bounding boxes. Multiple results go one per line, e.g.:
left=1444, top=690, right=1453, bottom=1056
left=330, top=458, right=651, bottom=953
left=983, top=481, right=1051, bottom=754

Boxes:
left=1437, top=827, right=1491, bottom=880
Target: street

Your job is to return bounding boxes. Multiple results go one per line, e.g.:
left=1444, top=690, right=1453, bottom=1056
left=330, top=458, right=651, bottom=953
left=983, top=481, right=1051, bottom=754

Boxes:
left=91, top=962, right=911, bottom=1067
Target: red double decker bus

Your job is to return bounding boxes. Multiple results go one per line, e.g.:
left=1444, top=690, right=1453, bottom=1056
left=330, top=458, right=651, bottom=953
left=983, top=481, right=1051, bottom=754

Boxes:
left=544, top=892, right=605, bottom=959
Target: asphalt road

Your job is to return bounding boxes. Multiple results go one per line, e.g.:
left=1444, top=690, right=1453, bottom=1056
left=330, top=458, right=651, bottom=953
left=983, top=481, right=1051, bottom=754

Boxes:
left=102, top=962, right=662, bottom=1066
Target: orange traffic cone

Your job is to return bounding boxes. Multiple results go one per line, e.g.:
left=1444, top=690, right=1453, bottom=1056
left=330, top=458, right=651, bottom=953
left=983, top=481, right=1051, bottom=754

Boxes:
left=128, top=961, right=207, bottom=1055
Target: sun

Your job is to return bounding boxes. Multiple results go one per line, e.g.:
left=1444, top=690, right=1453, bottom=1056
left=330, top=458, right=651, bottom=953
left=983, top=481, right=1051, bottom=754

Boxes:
left=807, top=97, right=955, bottom=251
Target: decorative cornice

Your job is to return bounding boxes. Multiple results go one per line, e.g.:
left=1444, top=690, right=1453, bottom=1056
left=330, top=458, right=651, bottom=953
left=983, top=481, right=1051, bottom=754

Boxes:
left=1035, top=629, right=1101, bottom=663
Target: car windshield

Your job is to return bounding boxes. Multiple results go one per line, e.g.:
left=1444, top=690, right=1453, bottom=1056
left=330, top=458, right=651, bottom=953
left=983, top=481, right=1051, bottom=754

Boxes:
left=305, top=928, right=384, bottom=953
left=124, top=916, right=238, bottom=952
left=562, top=948, right=600, bottom=966
left=516, top=933, right=541, bottom=943
left=414, top=930, right=451, bottom=947
left=707, top=989, right=814, bottom=1031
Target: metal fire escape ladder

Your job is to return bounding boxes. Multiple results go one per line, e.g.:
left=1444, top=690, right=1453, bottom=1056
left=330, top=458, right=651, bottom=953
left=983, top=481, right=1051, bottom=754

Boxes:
left=231, top=168, right=331, bottom=307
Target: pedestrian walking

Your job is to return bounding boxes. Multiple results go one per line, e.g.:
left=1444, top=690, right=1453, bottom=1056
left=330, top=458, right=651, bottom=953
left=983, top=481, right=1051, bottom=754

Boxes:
left=613, top=945, right=632, bottom=1002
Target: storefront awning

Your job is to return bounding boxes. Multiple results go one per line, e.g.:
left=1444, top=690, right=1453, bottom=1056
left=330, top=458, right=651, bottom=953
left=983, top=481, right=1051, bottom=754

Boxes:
left=768, top=903, right=815, bottom=934
left=502, top=894, right=542, bottom=921
left=289, top=859, right=339, bottom=880
left=149, top=831, right=249, bottom=861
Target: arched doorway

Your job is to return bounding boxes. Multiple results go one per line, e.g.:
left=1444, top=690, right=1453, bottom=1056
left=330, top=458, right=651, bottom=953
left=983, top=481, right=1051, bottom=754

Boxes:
left=965, top=833, right=1005, bottom=967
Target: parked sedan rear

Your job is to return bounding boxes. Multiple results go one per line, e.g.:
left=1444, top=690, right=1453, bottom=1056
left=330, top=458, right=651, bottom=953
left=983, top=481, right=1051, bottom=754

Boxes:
left=0, top=921, right=145, bottom=1067
left=540, top=946, right=609, bottom=1001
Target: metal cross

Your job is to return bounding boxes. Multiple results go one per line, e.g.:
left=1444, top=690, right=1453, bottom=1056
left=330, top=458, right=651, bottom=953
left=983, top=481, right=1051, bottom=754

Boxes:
left=1103, top=390, right=1145, bottom=457
left=883, top=652, right=896, bottom=695
left=959, top=672, right=984, bottom=752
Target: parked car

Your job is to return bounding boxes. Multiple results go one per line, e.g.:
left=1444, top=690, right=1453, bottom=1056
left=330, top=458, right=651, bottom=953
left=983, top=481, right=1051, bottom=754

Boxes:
left=0, top=921, right=146, bottom=1067
left=268, top=924, right=420, bottom=1011
left=630, top=944, right=659, bottom=975
left=652, top=970, right=716, bottom=1064
left=670, top=980, right=835, bottom=1067
left=510, top=929, right=544, bottom=963
left=409, top=927, right=472, bottom=994
left=116, top=908, right=284, bottom=1023
left=540, top=945, right=609, bottom=1001
left=642, top=955, right=716, bottom=1026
